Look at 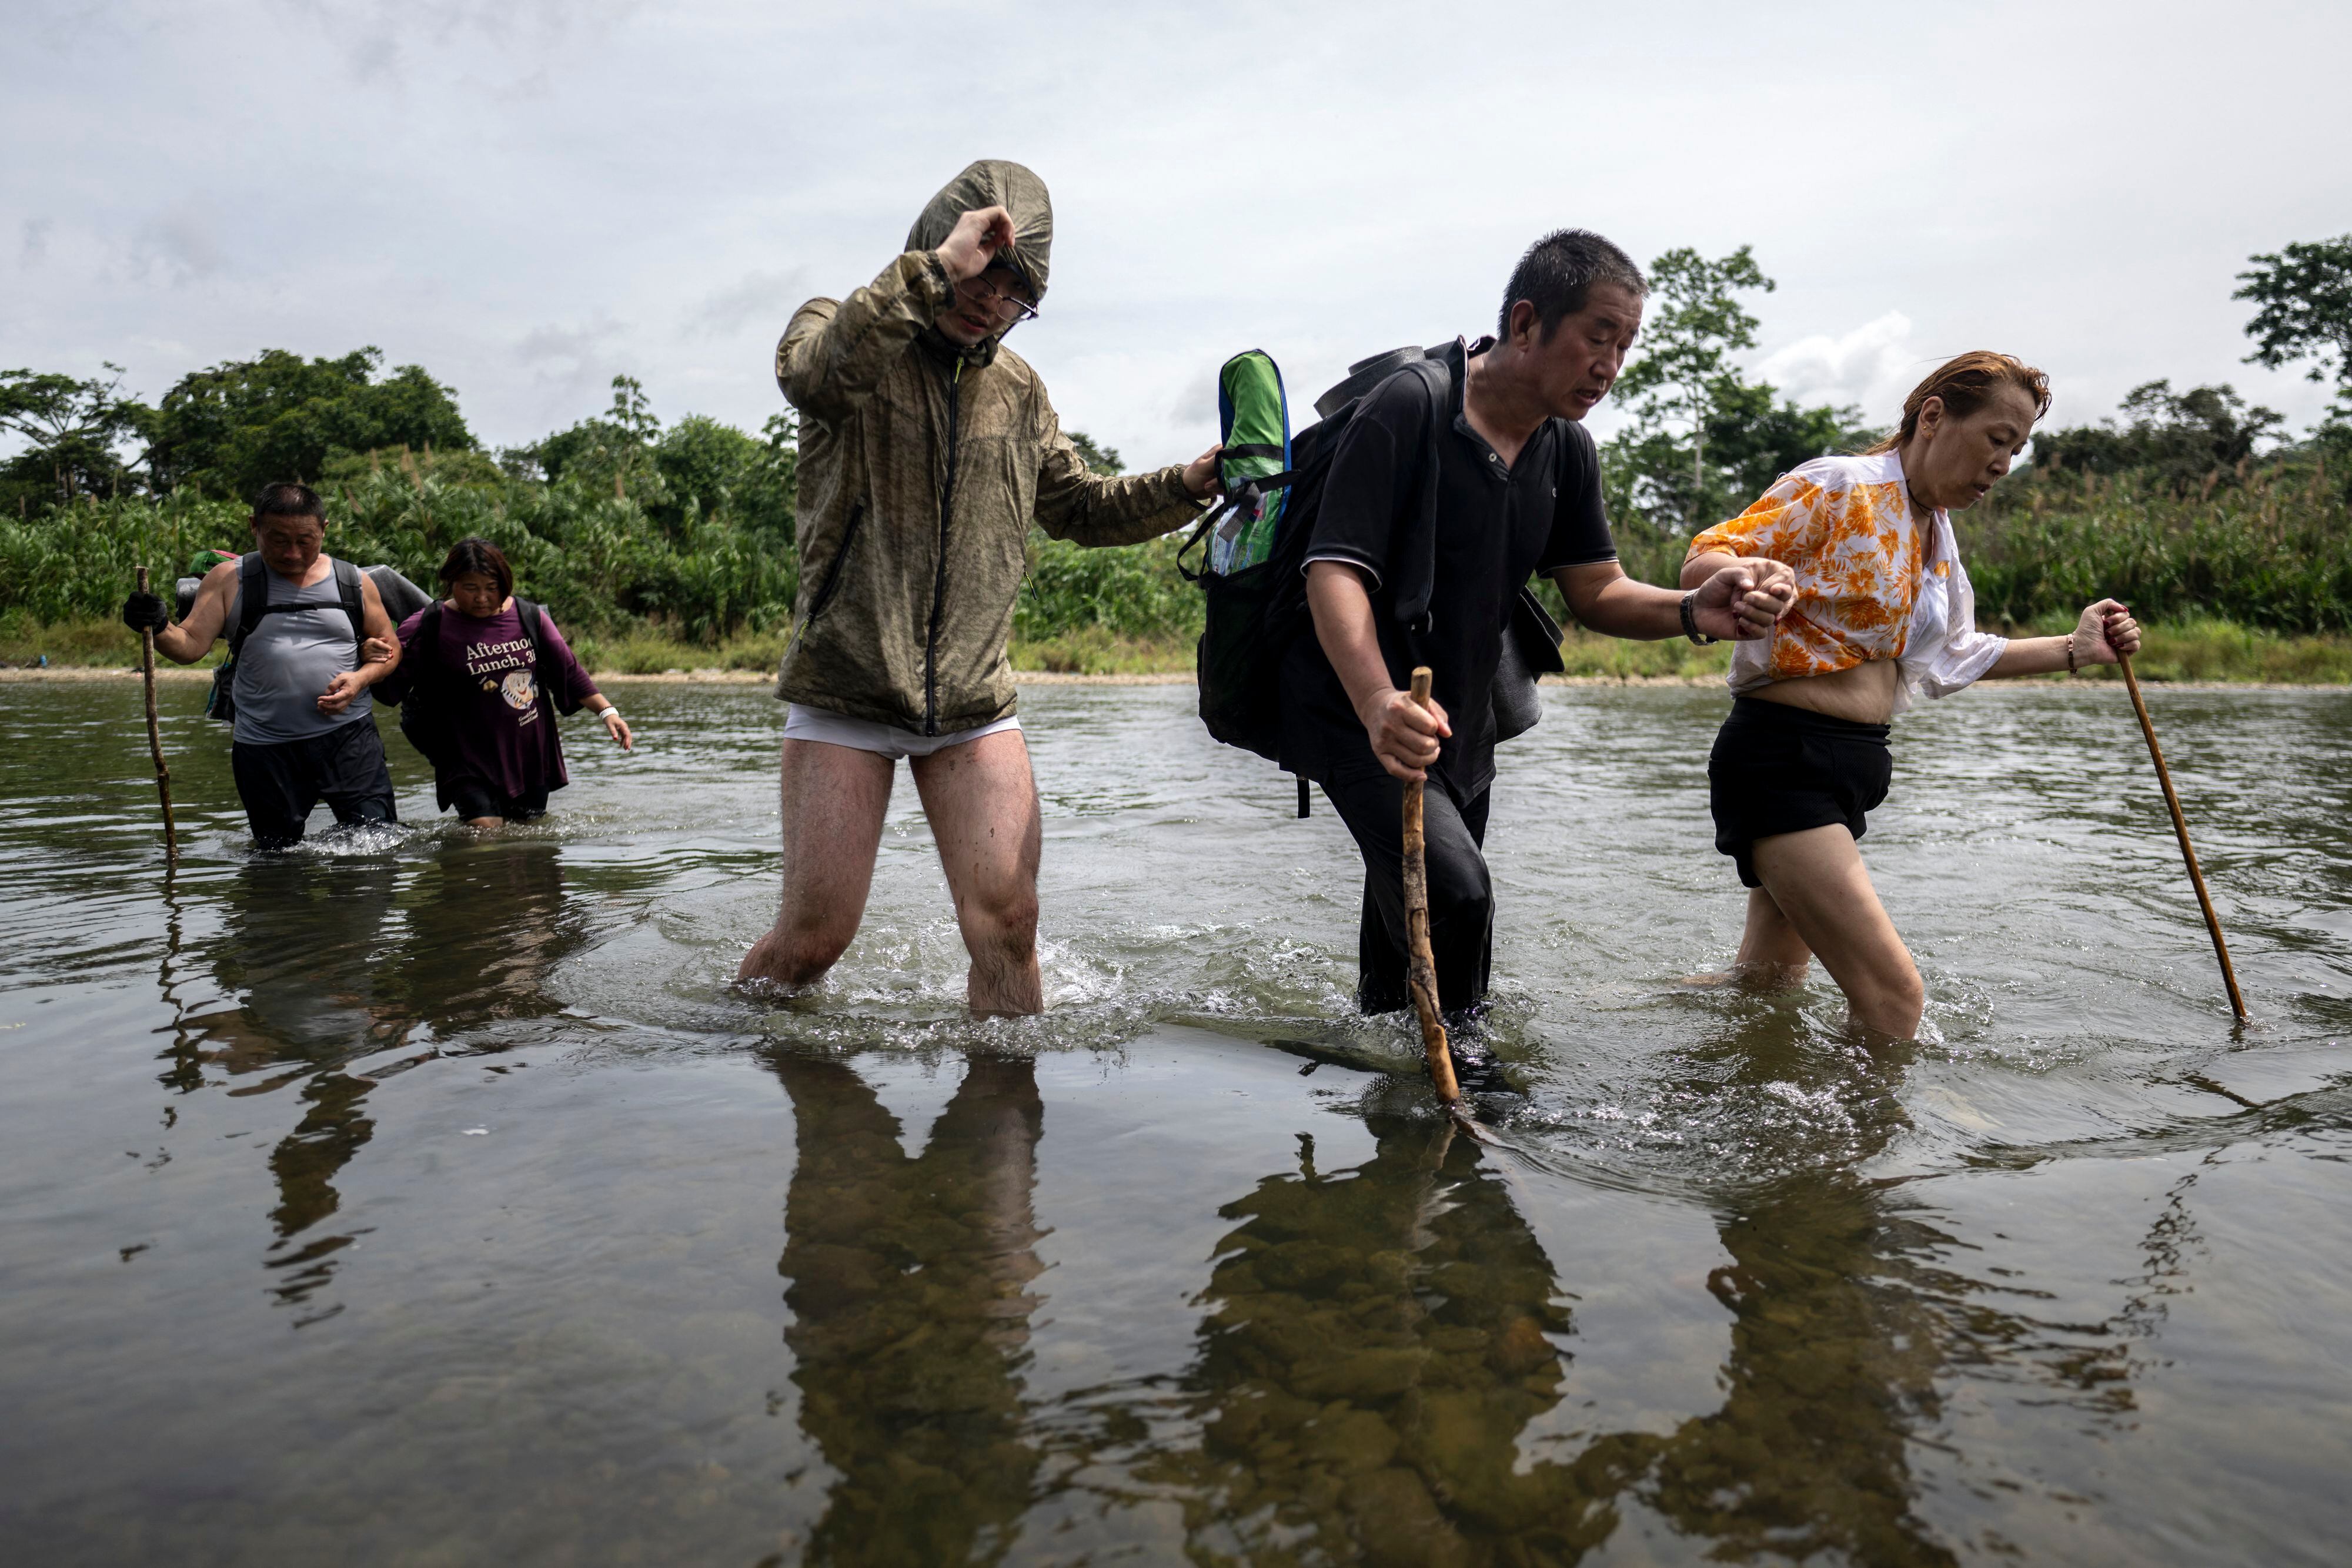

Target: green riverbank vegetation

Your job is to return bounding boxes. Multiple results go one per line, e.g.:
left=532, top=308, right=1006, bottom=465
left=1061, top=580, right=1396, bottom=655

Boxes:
left=5, top=233, right=2348, bottom=682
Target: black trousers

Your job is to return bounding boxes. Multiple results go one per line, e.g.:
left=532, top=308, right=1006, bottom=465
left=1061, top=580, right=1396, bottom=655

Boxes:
left=441, top=774, right=551, bottom=824
left=230, top=719, right=399, bottom=848
left=1320, top=770, right=1494, bottom=1015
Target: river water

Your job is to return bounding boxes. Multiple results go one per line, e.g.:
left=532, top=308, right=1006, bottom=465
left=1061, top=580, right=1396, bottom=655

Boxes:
left=1, top=676, right=2347, bottom=1566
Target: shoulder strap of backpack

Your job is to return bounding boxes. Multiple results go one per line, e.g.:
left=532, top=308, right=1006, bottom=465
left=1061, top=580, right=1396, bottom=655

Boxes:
left=515, top=597, right=547, bottom=663
left=227, top=553, right=269, bottom=657
left=1393, top=355, right=1455, bottom=635
left=332, top=558, right=366, bottom=661
left=415, top=601, right=443, bottom=676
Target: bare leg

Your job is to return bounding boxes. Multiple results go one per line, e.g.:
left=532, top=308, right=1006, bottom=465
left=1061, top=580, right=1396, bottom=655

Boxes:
left=737, top=738, right=895, bottom=989
left=1731, top=886, right=1816, bottom=985
left=910, top=729, right=1043, bottom=1017
left=1681, top=887, right=1813, bottom=989
left=1748, top=824, right=1925, bottom=1038
left=465, top=816, right=505, bottom=830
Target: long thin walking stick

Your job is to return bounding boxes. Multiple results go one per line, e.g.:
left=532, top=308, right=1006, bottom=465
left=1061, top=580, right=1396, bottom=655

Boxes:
left=1402, top=667, right=1466, bottom=1111
left=2119, top=652, right=2244, bottom=1022
left=136, top=567, right=179, bottom=864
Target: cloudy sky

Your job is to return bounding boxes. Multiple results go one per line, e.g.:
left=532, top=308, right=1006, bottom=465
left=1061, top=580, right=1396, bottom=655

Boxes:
left=6, top=0, right=2347, bottom=468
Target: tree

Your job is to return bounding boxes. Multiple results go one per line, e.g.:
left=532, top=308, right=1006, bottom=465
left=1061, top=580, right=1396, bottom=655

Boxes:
left=738, top=413, right=800, bottom=549
left=1600, top=244, right=1873, bottom=541
left=2237, top=235, right=2352, bottom=396
left=534, top=375, right=662, bottom=498
left=2028, top=380, right=2283, bottom=493
left=146, top=347, right=473, bottom=500
left=1613, top=245, right=1775, bottom=516
left=1700, top=377, right=1881, bottom=505
left=0, top=363, right=152, bottom=508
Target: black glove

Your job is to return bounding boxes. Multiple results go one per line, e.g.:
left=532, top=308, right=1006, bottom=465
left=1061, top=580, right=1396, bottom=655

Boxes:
left=122, top=591, right=169, bottom=633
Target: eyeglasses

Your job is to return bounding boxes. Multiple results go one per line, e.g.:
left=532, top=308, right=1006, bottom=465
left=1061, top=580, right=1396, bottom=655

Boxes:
left=959, top=270, right=1040, bottom=323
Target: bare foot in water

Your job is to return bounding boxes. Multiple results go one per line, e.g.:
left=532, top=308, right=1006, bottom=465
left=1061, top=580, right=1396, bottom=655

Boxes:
left=736, top=925, right=837, bottom=992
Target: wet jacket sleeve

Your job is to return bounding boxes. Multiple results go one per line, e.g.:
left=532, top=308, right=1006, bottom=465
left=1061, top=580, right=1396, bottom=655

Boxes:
left=776, top=251, right=957, bottom=425
left=1030, top=396, right=1205, bottom=547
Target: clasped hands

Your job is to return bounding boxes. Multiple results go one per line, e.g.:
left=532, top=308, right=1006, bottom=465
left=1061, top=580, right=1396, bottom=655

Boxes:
left=1690, top=557, right=1796, bottom=642
left=316, top=636, right=399, bottom=716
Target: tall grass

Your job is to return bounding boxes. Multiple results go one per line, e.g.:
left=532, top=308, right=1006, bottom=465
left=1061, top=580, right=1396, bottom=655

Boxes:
left=0, top=452, right=798, bottom=646
left=1961, top=460, right=2352, bottom=633
left=10, top=444, right=2348, bottom=680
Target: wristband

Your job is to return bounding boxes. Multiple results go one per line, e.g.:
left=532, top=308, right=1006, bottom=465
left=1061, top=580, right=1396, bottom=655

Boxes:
left=1679, top=591, right=1718, bottom=646
left=2065, top=634, right=2077, bottom=674
left=599, top=706, right=623, bottom=720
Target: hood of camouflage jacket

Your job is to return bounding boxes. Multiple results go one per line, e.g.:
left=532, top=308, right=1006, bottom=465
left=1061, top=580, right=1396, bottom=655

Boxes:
left=906, top=160, right=1053, bottom=369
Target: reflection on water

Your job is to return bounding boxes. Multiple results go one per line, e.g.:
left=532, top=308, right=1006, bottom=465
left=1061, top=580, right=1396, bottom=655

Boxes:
left=147, top=841, right=596, bottom=1316
left=1641, top=1024, right=1953, bottom=1567
left=160, top=861, right=409, bottom=1309
left=774, top=1054, right=1047, bottom=1564
left=1155, top=1114, right=1602, bottom=1564
left=1, top=683, right=2349, bottom=1565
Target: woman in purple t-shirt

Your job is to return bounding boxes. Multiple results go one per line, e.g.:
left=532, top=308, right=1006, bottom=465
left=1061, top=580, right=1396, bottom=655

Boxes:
left=382, top=538, right=633, bottom=827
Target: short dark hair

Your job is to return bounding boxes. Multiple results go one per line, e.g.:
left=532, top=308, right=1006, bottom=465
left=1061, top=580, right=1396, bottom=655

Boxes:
left=250, top=482, right=325, bottom=526
left=1498, top=229, right=1646, bottom=340
left=438, top=536, right=514, bottom=599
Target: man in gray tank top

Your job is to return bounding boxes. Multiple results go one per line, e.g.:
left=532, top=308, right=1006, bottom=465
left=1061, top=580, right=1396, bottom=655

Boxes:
left=123, top=483, right=405, bottom=847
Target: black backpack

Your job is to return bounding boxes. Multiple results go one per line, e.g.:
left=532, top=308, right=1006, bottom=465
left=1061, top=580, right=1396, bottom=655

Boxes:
left=391, top=597, right=581, bottom=771
left=1179, top=346, right=1566, bottom=813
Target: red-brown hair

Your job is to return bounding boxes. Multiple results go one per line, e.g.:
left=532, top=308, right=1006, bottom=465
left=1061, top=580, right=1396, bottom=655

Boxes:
left=1867, top=352, right=2052, bottom=454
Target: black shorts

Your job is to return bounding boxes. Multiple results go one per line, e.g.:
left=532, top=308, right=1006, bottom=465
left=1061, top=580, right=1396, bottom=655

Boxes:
left=230, top=720, right=399, bottom=849
left=1708, top=696, right=1893, bottom=888
left=443, top=775, right=550, bottom=823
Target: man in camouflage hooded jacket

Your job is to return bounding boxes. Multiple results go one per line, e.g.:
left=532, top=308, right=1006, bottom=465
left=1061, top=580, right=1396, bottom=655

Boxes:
left=739, top=159, right=1220, bottom=1014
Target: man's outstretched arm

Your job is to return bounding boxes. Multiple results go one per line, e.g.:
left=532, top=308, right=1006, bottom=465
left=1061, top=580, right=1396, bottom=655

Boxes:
left=1032, top=419, right=1221, bottom=548
left=124, top=560, right=235, bottom=664
left=1551, top=559, right=1794, bottom=642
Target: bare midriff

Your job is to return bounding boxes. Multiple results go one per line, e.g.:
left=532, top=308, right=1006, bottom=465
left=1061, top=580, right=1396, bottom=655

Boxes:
left=1748, top=658, right=1900, bottom=725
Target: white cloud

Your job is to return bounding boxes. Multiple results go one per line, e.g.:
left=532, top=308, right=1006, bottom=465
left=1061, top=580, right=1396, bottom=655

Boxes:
left=130, top=205, right=224, bottom=283
left=687, top=269, right=807, bottom=340
left=513, top=317, right=634, bottom=421
left=1752, top=312, right=1926, bottom=423
left=2, top=0, right=2347, bottom=451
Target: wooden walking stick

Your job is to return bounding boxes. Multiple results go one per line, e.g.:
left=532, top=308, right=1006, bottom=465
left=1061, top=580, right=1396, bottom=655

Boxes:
left=136, top=567, right=179, bottom=864
left=1402, top=667, right=1468, bottom=1112
left=2118, top=652, right=2245, bottom=1022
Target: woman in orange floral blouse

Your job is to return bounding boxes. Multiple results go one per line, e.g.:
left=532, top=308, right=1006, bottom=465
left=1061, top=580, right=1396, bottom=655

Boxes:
left=1681, top=352, right=2141, bottom=1038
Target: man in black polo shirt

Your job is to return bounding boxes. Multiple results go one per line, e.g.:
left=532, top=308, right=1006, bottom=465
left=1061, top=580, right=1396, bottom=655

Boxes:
left=1281, top=228, right=1793, bottom=1024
